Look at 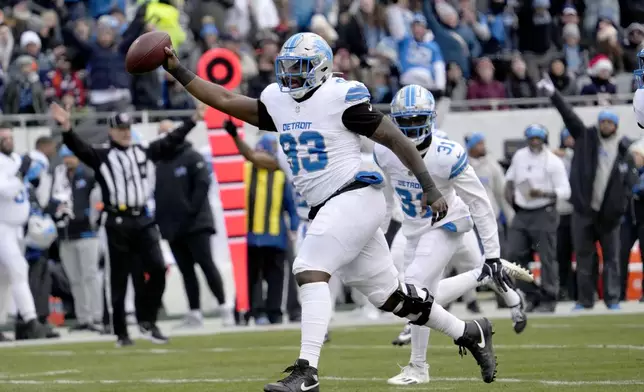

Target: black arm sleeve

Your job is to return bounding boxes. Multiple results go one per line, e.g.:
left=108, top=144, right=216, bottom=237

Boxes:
left=147, top=119, right=196, bottom=162
left=62, top=130, right=103, bottom=169
left=341, top=103, right=385, bottom=138
left=550, top=90, right=586, bottom=139
left=257, top=100, right=278, bottom=132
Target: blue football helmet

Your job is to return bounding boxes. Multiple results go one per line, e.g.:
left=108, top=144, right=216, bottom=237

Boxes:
left=635, top=49, right=644, bottom=89
left=275, top=33, right=333, bottom=99
left=390, top=84, right=436, bottom=146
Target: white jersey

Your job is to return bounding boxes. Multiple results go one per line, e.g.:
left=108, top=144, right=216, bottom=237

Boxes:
left=0, top=153, right=30, bottom=226
left=374, top=137, right=501, bottom=258
left=261, top=77, right=370, bottom=207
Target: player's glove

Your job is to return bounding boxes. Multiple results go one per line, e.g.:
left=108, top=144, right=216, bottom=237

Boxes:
left=478, top=258, right=514, bottom=292
left=536, top=73, right=556, bottom=97
left=223, top=119, right=238, bottom=138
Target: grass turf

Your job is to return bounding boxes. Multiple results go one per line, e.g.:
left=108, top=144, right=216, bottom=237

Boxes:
left=0, top=313, right=643, bottom=391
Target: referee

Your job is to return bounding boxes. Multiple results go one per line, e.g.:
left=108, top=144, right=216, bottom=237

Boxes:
left=51, top=103, right=198, bottom=346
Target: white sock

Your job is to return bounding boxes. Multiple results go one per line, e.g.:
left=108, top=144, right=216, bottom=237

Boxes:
left=494, top=286, right=521, bottom=308
left=410, top=325, right=430, bottom=366
left=12, top=281, right=36, bottom=322
left=400, top=284, right=465, bottom=340
left=425, top=304, right=465, bottom=340
left=435, top=268, right=481, bottom=306
left=299, top=282, right=332, bottom=369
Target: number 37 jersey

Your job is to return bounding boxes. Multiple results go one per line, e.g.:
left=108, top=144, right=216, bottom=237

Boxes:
left=373, top=138, right=473, bottom=238
left=260, top=77, right=368, bottom=207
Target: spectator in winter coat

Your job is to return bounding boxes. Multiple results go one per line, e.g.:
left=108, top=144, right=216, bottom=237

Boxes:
left=398, top=15, right=446, bottom=95
left=622, top=23, right=644, bottom=73
left=336, top=0, right=388, bottom=63
left=466, top=57, right=506, bottom=110
left=155, top=119, right=226, bottom=328
left=580, top=55, right=617, bottom=97
left=246, top=36, right=279, bottom=99
left=505, top=55, right=537, bottom=107
left=538, top=75, right=638, bottom=311
left=517, top=0, right=559, bottom=81
left=477, top=0, right=517, bottom=55
left=62, top=18, right=131, bottom=111
left=445, top=62, right=468, bottom=101
left=10, top=31, right=54, bottom=77
left=120, top=7, right=161, bottom=110
left=43, top=53, right=86, bottom=107
left=3, top=56, right=47, bottom=116
left=561, top=23, right=586, bottom=76
left=547, top=58, right=577, bottom=96
left=423, top=0, right=481, bottom=79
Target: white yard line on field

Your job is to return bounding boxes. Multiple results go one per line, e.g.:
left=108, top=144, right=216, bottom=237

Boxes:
left=24, top=343, right=644, bottom=357
left=0, top=370, right=80, bottom=379
left=0, top=376, right=642, bottom=386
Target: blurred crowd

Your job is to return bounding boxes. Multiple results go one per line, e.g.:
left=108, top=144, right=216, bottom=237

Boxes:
left=1, top=0, right=643, bottom=118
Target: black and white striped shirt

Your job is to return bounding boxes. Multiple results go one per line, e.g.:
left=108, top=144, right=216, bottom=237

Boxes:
left=62, top=120, right=196, bottom=211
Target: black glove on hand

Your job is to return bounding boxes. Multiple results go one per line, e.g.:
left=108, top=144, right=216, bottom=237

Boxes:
left=223, top=119, right=238, bottom=137
left=478, top=258, right=513, bottom=292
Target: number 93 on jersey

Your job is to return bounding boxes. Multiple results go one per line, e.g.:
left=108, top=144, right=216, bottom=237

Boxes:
left=279, top=131, right=328, bottom=175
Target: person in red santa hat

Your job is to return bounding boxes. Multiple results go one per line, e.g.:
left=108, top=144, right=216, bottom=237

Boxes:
left=580, top=54, right=617, bottom=96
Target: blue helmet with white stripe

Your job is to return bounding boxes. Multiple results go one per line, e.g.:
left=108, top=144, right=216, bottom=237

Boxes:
left=275, top=33, right=333, bottom=99
left=635, top=49, right=644, bottom=89
left=390, top=84, right=436, bottom=146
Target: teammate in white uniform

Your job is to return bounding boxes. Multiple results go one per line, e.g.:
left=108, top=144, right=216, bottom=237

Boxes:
left=374, top=85, right=532, bottom=385
left=163, top=32, right=499, bottom=390
left=0, top=128, right=48, bottom=339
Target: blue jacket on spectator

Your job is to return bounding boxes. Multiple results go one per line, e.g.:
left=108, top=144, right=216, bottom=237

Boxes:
left=62, top=26, right=130, bottom=91
left=89, top=0, right=126, bottom=18
left=398, top=37, right=444, bottom=77
left=421, top=2, right=472, bottom=78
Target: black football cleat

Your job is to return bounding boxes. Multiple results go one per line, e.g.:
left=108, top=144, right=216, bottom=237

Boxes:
left=264, top=359, right=319, bottom=392
left=454, top=318, right=497, bottom=383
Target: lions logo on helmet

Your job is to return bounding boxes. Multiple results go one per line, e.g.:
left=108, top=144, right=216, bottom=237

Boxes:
left=390, top=85, right=436, bottom=149
left=25, top=215, right=57, bottom=250
left=275, top=33, right=334, bottom=99
left=634, top=49, right=644, bottom=129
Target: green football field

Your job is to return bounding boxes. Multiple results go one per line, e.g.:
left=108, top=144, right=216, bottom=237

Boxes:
left=0, top=314, right=643, bottom=391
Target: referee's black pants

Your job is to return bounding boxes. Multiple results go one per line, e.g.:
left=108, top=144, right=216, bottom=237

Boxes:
left=170, top=231, right=226, bottom=310
left=247, top=246, right=285, bottom=323
left=105, top=214, right=166, bottom=338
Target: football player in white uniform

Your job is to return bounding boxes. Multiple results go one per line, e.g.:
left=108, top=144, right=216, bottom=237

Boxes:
left=0, top=128, right=48, bottom=339
left=163, top=32, right=499, bottom=391
left=374, top=85, right=532, bottom=385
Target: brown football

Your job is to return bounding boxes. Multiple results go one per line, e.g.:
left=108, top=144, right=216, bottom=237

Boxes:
left=125, top=31, right=172, bottom=74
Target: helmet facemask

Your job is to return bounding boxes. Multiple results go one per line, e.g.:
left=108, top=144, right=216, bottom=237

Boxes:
left=275, top=54, right=327, bottom=99
left=391, top=110, right=436, bottom=145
